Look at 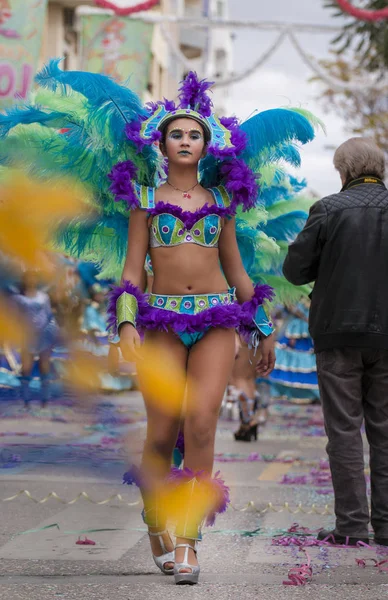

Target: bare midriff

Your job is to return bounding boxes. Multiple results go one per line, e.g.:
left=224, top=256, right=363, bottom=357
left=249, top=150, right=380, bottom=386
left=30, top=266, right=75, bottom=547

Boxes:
left=150, top=245, right=228, bottom=296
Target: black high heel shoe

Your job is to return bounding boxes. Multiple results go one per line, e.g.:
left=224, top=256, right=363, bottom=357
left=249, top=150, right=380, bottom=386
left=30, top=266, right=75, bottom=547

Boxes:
left=234, top=423, right=258, bottom=442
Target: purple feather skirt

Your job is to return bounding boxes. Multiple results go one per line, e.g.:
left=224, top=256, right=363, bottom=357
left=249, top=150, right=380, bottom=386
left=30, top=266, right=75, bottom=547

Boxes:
left=107, top=281, right=274, bottom=338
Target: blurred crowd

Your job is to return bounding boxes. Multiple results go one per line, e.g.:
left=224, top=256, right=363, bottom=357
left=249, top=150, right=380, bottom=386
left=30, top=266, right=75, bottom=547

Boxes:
left=0, top=253, right=134, bottom=405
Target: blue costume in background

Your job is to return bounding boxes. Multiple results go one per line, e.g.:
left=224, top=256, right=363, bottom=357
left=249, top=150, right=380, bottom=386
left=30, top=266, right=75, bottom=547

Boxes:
left=269, top=301, right=319, bottom=402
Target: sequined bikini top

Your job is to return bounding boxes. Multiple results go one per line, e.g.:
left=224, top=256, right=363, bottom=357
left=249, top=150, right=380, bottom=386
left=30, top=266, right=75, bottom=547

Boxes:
left=133, top=184, right=233, bottom=249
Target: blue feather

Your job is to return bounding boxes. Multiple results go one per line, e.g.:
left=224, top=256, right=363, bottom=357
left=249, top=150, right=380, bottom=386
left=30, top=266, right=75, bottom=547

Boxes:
left=56, top=212, right=128, bottom=263
left=35, top=59, right=148, bottom=148
left=235, top=221, right=260, bottom=274
left=0, top=104, right=69, bottom=138
left=258, top=183, right=290, bottom=208
left=259, top=174, right=307, bottom=208
left=260, top=211, right=308, bottom=242
left=240, top=108, right=315, bottom=165
left=270, top=143, right=302, bottom=167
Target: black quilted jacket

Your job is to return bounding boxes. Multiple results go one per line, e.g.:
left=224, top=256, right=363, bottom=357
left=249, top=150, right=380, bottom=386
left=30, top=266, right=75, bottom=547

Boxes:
left=283, top=180, right=388, bottom=352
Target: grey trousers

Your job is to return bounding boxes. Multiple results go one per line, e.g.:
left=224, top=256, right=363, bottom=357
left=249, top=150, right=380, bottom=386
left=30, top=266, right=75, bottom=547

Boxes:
left=316, top=347, right=388, bottom=538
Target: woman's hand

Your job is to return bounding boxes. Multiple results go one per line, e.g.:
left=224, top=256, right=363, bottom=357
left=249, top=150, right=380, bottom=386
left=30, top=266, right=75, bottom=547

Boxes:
left=256, top=333, right=276, bottom=377
left=119, top=323, right=142, bottom=361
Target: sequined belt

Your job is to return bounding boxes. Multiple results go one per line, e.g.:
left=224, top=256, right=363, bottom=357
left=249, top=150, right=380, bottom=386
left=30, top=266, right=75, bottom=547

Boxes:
left=148, top=288, right=237, bottom=315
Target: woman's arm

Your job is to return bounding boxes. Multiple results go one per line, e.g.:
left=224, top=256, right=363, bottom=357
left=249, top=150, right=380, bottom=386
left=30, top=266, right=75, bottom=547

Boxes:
left=108, top=209, right=149, bottom=360
left=218, top=217, right=254, bottom=302
left=219, top=217, right=275, bottom=376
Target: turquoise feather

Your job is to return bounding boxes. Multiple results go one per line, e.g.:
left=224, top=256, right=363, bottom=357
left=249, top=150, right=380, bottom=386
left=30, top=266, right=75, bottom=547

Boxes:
left=0, top=64, right=321, bottom=298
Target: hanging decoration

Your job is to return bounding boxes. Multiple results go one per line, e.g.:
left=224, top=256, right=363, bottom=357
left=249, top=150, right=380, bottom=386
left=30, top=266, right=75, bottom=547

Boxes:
left=159, top=23, right=388, bottom=92
left=336, top=0, right=388, bottom=21
left=288, top=29, right=388, bottom=92
left=94, top=0, right=160, bottom=16
left=1, top=489, right=335, bottom=515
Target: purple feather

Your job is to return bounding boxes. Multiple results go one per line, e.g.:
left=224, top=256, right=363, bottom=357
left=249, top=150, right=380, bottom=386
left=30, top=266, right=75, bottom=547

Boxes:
left=239, top=284, right=275, bottom=337
left=148, top=202, right=232, bottom=229
left=107, top=281, right=148, bottom=334
left=123, top=464, right=142, bottom=487
left=175, top=430, right=185, bottom=456
left=138, top=302, right=241, bottom=334
left=147, top=98, right=177, bottom=114
left=207, top=144, right=238, bottom=160
left=220, top=158, right=260, bottom=212
left=125, top=119, right=161, bottom=151
left=207, top=116, right=248, bottom=159
left=108, top=160, right=139, bottom=209
left=240, top=284, right=275, bottom=320
left=220, top=116, right=248, bottom=156
left=178, top=72, right=214, bottom=117
left=167, top=467, right=230, bottom=527
left=206, top=470, right=230, bottom=526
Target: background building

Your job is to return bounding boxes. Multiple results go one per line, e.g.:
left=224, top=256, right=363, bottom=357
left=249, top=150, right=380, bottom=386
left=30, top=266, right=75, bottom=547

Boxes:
left=38, top=0, right=232, bottom=112
left=180, top=0, right=233, bottom=114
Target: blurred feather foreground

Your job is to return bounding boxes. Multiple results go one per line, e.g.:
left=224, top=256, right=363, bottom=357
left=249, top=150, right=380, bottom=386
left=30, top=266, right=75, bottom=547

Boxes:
left=0, top=170, right=92, bottom=271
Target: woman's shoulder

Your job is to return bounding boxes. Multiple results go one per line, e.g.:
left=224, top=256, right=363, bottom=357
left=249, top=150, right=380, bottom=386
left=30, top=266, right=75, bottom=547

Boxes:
left=132, top=183, right=156, bottom=210
left=206, top=185, right=233, bottom=210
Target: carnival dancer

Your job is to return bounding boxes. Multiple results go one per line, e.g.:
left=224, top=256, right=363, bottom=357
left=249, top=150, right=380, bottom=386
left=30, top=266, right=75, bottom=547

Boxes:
left=228, top=337, right=260, bottom=442
left=269, top=299, right=320, bottom=404
left=0, top=62, right=319, bottom=583
left=110, top=102, right=276, bottom=584
left=13, top=270, right=59, bottom=407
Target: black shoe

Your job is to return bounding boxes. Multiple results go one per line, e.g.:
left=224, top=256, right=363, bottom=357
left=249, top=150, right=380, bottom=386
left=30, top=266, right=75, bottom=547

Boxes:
left=374, top=537, right=388, bottom=546
left=317, top=529, right=369, bottom=546
left=234, top=423, right=257, bottom=442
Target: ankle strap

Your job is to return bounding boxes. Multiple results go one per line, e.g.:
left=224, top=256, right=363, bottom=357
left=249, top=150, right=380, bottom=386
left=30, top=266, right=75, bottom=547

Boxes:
left=148, top=529, right=168, bottom=537
left=175, top=543, right=197, bottom=554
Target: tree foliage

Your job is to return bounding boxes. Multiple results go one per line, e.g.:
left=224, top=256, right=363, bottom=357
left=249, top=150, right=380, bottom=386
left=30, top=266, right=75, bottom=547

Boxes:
left=320, top=2, right=388, bottom=154
left=325, top=0, right=388, bottom=74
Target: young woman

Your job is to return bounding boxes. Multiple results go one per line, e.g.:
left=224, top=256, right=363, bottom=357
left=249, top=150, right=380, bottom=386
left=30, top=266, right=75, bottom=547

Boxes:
left=1, top=63, right=318, bottom=585
left=112, top=112, right=275, bottom=583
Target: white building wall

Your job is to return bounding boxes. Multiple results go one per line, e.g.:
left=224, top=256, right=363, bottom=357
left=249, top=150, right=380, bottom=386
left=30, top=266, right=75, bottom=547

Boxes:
left=180, top=0, right=233, bottom=114
left=39, top=0, right=181, bottom=102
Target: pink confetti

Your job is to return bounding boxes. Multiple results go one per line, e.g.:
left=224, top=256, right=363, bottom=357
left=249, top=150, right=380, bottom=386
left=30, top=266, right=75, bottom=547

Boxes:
left=283, top=549, right=312, bottom=586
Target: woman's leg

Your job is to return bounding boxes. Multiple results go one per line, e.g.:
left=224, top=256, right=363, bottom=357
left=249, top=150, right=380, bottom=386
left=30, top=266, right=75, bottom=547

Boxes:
left=20, top=350, right=34, bottom=407
left=176, top=328, right=236, bottom=571
left=137, top=330, right=188, bottom=565
left=39, top=349, right=51, bottom=407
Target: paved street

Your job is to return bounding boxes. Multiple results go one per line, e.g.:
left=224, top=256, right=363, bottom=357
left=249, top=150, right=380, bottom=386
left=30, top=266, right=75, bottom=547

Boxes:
left=0, top=392, right=386, bottom=600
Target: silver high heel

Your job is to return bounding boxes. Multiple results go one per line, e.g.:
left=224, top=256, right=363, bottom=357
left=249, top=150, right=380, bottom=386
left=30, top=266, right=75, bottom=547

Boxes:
left=174, top=543, right=200, bottom=585
left=148, top=529, right=175, bottom=575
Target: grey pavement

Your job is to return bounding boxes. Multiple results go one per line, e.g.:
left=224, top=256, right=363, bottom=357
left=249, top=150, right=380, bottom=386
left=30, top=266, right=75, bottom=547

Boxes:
left=0, top=392, right=386, bottom=600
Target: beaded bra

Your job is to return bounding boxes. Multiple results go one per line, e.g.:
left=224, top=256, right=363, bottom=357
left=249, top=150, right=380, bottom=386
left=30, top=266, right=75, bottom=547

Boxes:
left=133, top=183, right=233, bottom=249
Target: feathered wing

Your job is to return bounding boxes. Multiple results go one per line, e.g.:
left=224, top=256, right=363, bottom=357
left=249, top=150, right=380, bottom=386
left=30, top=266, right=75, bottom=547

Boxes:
left=0, top=60, right=160, bottom=277
left=229, top=106, right=323, bottom=305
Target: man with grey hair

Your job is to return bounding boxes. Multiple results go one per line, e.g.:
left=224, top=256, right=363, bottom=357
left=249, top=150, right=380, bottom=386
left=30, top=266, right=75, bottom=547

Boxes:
left=283, top=137, right=388, bottom=546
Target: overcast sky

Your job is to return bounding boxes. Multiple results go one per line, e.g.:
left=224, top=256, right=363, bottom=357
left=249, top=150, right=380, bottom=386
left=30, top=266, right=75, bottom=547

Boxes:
left=227, top=0, right=348, bottom=197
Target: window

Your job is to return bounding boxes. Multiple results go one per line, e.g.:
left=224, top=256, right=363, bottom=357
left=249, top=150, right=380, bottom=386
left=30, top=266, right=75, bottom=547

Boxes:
left=216, top=0, right=224, bottom=18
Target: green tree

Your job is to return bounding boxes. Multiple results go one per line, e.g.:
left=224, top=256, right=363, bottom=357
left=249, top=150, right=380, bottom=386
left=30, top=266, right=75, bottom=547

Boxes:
left=319, top=2, right=388, bottom=154
left=325, top=0, right=388, bottom=74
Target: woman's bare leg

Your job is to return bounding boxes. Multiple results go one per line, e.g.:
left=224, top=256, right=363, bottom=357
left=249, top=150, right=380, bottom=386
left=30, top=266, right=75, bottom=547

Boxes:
left=20, top=350, right=34, bottom=406
left=137, top=330, right=188, bottom=565
left=39, top=350, right=51, bottom=406
left=176, top=328, right=236, bottom=571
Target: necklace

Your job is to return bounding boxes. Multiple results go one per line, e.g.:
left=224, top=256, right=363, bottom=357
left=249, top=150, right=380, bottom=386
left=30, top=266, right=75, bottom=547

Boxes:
left=166, top=180, right=199, bottom=199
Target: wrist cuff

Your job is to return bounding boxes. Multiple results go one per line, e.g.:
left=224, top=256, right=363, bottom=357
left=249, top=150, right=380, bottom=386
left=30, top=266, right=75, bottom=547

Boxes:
left=253, top=304, right=274, bottom=338
left=116, top=292, right=138, bottom=330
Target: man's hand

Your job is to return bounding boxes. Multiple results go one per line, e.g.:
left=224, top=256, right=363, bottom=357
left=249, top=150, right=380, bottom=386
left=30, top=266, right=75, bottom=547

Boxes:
left=256, top=333, right=276, bottom=377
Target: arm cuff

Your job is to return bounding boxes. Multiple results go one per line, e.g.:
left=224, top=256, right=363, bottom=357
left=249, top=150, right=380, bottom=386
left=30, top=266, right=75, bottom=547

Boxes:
left=252, top=304, right=274, bottom=338
left=116, top=292, right=138, bottom=330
